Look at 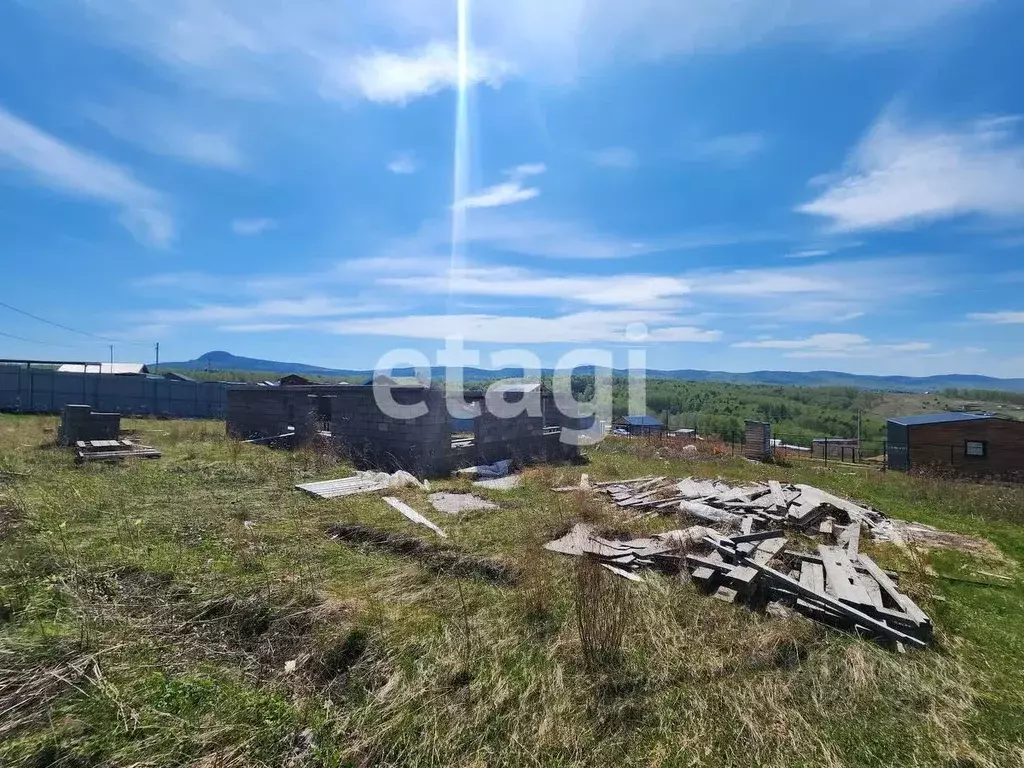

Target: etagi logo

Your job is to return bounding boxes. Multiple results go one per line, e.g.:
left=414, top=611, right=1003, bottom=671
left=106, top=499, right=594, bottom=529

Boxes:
left=370, top=331, right=651, bottom=446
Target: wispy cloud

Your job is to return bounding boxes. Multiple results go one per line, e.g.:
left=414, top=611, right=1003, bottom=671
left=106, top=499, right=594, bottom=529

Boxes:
left=325, top=310, right=720, bottom=345
left=89, top=100, right=244, bottom=170
left=589, top=147, right=638, bottom=169
left=799, top=113, right=1024, bottom=231
left=784, top=249, right=831, bottom=259
left=387, top=152, right=417, bottom=174
left=143, top=296, right=385, bottom=326
left=62, top=1, right=981, bottom=100
left=0, top=106, right=173, bottom=246
left=734, top=333, right=931, bottom=357
left=456, top=163, right=545, bottom=210
left=231, top=217, right=276, bottom=236
left=969, top=311, right=1024, bottom=324
left=339, top=43, right=512, bottom=105
left=381, top=266, right=691, bottom=308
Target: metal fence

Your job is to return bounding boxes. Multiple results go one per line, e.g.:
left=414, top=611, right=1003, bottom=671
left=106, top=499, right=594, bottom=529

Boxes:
left=0, top=367, right=228, bottom=419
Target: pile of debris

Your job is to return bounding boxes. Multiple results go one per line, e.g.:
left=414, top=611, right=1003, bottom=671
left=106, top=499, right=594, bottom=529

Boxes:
left=591, top=476, right=888, bottom=545
left=74, top=439, right=161, bottom=464
left=545, top=521, right=931, bottom=650
left=548, top=475, right=936, bottom=649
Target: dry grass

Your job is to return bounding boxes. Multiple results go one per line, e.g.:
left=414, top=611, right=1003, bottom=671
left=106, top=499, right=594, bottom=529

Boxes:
left=1, top=414, right=1023, bottom=766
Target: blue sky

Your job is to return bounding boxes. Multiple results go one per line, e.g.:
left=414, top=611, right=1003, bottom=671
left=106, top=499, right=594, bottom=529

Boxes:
left=2, top=0, right=1024, bottom=376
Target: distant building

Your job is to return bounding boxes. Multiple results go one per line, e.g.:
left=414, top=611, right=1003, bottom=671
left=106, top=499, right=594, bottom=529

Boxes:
left=57, top=363, right=149, bottom=375
left=279, top=374, right=313, bottom=386
left=162, top=371, right=196, bottom=382
left=613, top=415, right=664, bottom=436
left=886, top=412, right=1024, bottom=477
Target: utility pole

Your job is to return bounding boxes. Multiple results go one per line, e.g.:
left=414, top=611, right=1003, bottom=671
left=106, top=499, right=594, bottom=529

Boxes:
left=109, top=344, right=114, bottom=365
left=155, top=341, right=160, bottom=372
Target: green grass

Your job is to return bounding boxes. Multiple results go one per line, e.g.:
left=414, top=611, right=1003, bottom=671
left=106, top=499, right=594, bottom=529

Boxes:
left=1, top=416, right=1023, bottom=767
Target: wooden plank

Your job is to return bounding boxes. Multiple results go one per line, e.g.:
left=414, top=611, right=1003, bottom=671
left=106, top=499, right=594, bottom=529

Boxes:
left=740, top=516, right=754, bottom=536
left=684, top=554, right=733, bottom=573
left=690, top=566, right=715, bottom=582
left=856, top=553, right=930, bottom=627
left=819, top=519, right=834, bottom=538
left=744, top=560, right=928, bottom=649
left=846, top=521, right=862, bottom=557
left=817, top=545, right=872, bottom=606
left=593, top=476, right=656, bottom=488
left=601, top=564, right=644, bottom=582
left=856, top=571, right=884, bottom=608
left=679, top=500, right=742, bottom=526
left=751, top=536, right=787, bottom=565
left=730, top=529, right=785, bottom=545
left=768, top=480, right=787, bottom=509
left=725, top=565, right=758, bottom=585
left=382, top=497, right=448, bottom=538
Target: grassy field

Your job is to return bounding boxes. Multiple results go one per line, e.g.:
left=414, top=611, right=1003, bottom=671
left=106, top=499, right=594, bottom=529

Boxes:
left=1, top=414, right=1023, bottom=767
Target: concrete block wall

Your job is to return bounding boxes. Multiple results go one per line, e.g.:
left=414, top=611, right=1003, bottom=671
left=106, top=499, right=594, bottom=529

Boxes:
left=474, top=404, right=546, bottom=464
left=331, top=386, right=451, bottom=476
left=59, top=404, right=121, bottom=445
left=226, top=387, right=317, bottom=441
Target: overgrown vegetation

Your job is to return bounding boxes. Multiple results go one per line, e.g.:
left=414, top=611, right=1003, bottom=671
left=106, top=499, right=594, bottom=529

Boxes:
left=2, top=414, right=1022, bottom=766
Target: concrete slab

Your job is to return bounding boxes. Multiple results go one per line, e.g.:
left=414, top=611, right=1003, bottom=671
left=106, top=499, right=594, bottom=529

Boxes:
left=429, top=492, right=499, bottom=515
left=473, top=475, right=523, bottom=490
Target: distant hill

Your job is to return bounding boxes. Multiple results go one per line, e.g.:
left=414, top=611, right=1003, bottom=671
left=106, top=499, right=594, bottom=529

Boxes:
left=161, top=351, right=1024, bottom=392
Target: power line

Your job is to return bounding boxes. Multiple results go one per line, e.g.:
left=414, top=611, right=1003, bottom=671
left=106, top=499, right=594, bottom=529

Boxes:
left=0, top=299, right=151, bottom=345
left=0, top=329, right=103, bottom=347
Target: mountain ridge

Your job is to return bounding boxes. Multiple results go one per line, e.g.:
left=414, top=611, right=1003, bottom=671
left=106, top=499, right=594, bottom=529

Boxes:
left=160, top=350, right=1024, bottom=393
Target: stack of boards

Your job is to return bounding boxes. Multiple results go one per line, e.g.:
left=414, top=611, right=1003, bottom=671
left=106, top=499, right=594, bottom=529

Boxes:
left=74, top=439, right=161, bottom=464
left=549, top=475, right=932, bottom=650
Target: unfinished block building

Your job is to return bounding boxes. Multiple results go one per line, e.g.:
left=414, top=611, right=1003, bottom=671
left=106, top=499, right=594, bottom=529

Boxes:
left=226, top=382, right=585, bottom=477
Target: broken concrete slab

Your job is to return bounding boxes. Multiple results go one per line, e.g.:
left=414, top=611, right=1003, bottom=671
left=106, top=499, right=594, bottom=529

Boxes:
left=473, top=475, right=523, bottom=490
left=428, top=492, right=498, bottom=515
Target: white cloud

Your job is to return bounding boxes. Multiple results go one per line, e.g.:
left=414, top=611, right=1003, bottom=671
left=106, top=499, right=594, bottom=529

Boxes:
left=89, top=100, right=244, bottom=170
left=0, top=106, right=172, bottom=246
left=784, top=249, right=831, bottom=259
left=340, top=42, right=512, bottom=105
left=144, top=296, right=384, bottom=325
left=456, top=182, right=539, bottom=210
left=326, top=310, right=721, bottom=344
left=799, top=113, right=1024, bottom=231
left=387, top=153, right=417, bottom=174
left=231, top=217, right=276, bottom=235
left=589, top=147, right=638, bottom=169
left=969, top=311, right=1024, bottom=324
left=456, top=163, right=546, bottom=210
left=381, top=267, right=691, bottom=308
left=62, top=1, right=977, bottom=103
left=734, top=333, right=931, bottom=357
left=691, top=132, right=766, bottom=163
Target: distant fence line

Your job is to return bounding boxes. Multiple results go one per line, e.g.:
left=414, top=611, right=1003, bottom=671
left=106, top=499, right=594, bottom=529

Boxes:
left=0, top=367, right=228, bottom=419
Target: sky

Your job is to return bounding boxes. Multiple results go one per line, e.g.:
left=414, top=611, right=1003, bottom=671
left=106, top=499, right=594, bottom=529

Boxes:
left=1, top=0, right=1024, bottom=377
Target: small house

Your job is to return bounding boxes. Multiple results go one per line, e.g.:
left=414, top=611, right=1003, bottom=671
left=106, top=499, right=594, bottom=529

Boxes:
left=57, top=362, right=149, bottom=375
left=886, top=412, right=1024, bottom=477
left=613, top=415, right=664, bottom=436
left=278, top=374, right=313, bottom=386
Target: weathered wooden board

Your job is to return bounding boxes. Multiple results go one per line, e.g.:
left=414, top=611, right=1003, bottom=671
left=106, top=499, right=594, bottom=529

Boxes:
left=751, top=536, right=788, bottom=565
left=818, top=545, right=872, bottom=606
left=744, top=560, right=927, bottom=649
left=383, top=497, right=448, bottom=538
left=857, top=553, right=931, bottom=627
